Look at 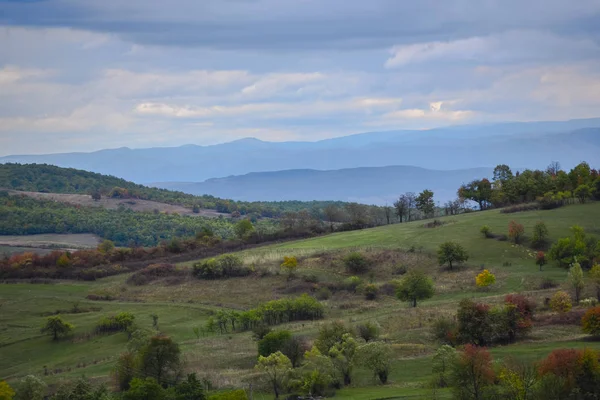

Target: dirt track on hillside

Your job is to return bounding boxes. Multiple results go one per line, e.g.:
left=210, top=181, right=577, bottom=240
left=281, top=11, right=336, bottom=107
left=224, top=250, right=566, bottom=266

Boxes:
left=6, top=190, right=225, bottom=218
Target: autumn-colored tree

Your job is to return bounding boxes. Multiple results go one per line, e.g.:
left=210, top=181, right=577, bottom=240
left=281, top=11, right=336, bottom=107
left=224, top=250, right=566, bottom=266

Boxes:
left=475, top=270, right=496, bottom=288
left=549, top=291, right=572, bottom=313
left=508, top=220, right=525, bottom=244
left=0, top=381, right=15, bottom=400
left=457, top=299, right=492, bottom=346
left=450, top=345, right=495, bottom=400
left=536, top=251, right=547, bottom=271
left=280, top=256, right=298, bottom=279
left=582, top=306, right=600, bottom=337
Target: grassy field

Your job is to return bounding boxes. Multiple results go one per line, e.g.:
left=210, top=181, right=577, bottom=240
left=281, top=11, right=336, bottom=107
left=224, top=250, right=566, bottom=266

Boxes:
left=1, top=202, right=600, bottom=398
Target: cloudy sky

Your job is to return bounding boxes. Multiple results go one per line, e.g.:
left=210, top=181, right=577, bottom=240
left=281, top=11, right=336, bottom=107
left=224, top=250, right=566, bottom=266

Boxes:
left=1, top=0, right=600, bottom=155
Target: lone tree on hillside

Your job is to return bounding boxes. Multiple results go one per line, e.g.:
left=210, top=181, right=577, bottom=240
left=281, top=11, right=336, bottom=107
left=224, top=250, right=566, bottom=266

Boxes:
left=41, top=316, right=74, bottom=341
left=416, top=189, right=435, bottom=218
left=396, top=270, right=435, bottom=307
left=437, top=242, right=469, bottom=270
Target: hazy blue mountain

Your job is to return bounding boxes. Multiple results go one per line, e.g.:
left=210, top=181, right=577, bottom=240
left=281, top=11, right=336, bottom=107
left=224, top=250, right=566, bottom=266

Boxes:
left=153, top=166, right=495, bottom=205
left=1, top=119, right=599, bottom=183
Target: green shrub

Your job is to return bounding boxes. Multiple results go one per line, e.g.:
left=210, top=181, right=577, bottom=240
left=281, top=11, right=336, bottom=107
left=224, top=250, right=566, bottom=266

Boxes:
left=363, top=284, right=379, bottom=300
left=480, top=225, right=491, bottom=238
left=258, top=330, right=292, bottom=357
left=192, top=254, right=251, bottom=279
left=356, top=322, right=380, bottom=342
left=96, top=312, right=135, bottom=334
left=343, top=252, right=369, bottom=274
left=316, top=286, right=332, bottom=300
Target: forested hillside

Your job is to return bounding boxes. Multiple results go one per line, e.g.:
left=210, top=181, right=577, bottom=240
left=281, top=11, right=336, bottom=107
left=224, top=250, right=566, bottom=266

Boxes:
left=0, top=163, right=362, bottom=218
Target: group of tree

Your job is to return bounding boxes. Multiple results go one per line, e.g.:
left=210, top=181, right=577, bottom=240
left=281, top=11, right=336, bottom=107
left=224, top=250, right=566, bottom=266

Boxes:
left=433, top=294, right=536, bottom=347
left=254, top=321, right=391, bottom=398
left=459, top=161, right=599, bottom=210
left=203, top=294, right=324, bottom=334
left=548, top=225, right=600, bottom=269
left=393, top=190, right=457, bottom=223
left=439, top=345, right=600, bottom=399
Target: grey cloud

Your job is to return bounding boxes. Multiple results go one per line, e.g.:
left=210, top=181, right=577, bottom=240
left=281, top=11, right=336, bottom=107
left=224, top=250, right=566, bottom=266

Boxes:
left=2, top=0, right=599, bottom=50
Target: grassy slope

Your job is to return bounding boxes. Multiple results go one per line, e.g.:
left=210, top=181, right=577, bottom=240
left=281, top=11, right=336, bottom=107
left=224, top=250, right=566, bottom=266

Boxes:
left=2, top=203, right=600, bottom=398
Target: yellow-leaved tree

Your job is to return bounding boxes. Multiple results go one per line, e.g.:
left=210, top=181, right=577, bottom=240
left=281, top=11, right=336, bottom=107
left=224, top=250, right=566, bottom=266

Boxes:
left=475, top=270, right=496, bottom=288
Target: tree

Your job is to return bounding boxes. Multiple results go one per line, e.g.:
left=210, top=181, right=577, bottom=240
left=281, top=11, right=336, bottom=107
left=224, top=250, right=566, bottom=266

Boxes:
left=41, top=316, right=74, bottom=341
left=396, top=270, right=435, bottom=307
left=329, top=333, right=359, bottom=386
left=549, top=291, right=572, bottom=313
left=457, top=299, right=492, bottom=346
left=416, top=189, right=435, bottom=218
left=234, top=219, right=254, bottom=239
left=574, top=184, right=593, bottom=203
left=475, top=270, right=496, bottom=288
left=493, top=164, right=513, bottom=183
left=315, top=321, right=353, bottom=354
left=343, top=252, right=369, bottom=274
left=139, top=335, right=182, bottom=386
left=280, top=256, right=298, bottom=279
left=90, top=189, right=102, bottom=201
left=532, top=221, right=549, bottom=249
left=589, top=264, right=600, bottom=302
left=258, top=330, right=292, bottom=357
left=546, top=161, right=561, bottom=177
left=0, top=381, right=15, bottom=400
left=323, top=205, right=343, bottom=232
left=97, top=239, right=115, bottom=254
left=123, top=378, right=166, bottom=400
left=432, top=345, right=458, bottom=388
left=498, top=357, right=539, bottom=400
left=508, top=220, right=525, bottom=244
left=356, top=341, right=392, bottom=384
left=14, top=376, right=46, bottom=400
left=255, top=351, right=292, bottom=399
left=437, top=241, right=469, bottom=270
left=173, top=373, right=206, bottom=400
left=535, top=251, right=547, bottom=271
left=114, top=351, right=137, bottom=391
left=393, top=196, right=409, bottom=223
left=296, top=346, right=335, bottom=396
left=450, top=345, right=495, bottom=400
left=383, top=205, right=393, bottom=225
left=582, top=306, right=600, bottom=337
left=356, top=322, right=380, bottom=343
left=458, top=179, right=493, bottom=210
left=569, top=262, right=585, bottom=303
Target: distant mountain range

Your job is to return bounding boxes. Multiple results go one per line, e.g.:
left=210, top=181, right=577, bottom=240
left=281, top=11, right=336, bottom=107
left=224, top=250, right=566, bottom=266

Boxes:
left=1, top=118, right=599, bottom=205
left=153, top=165, right=494, bottom=205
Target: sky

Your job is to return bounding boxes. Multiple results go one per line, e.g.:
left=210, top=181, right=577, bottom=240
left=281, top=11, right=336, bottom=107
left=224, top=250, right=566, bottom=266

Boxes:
left=1, top=0, right=600, bottom=155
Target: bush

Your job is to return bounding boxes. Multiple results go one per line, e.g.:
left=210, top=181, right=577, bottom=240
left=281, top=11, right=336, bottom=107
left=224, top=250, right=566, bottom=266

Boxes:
left=363, top=284, right=379, bottom=300
left=582, top=306, right=600, bottom=336
left=356, top=322, right=380, bottom=342
left=475, top=269, right=496, bottom=288
left=344, top=276, right=362, bottom=292
left=343, top=252, right=369, bottom=274
left=480, top=225, right=491, bottom=238
left=315, top=286, right=332, bottom=300
left=432, top=317, right=458, bottom=346
left=532, top=221, right=549, bottom=249
left=508, top=221, right=525, bottom=244
left=549, top=291, right=572, bottom=313
left=192, top=255, right=251, bottom=279
left=500, top=203, right=540, bottom=214
left=258, top=330, right=292, bottom=357
left=315, top=321, right=353, bottom=354
left=96, top=312, right=135, bottom=334
left=437, top=242, right=469, bottom=270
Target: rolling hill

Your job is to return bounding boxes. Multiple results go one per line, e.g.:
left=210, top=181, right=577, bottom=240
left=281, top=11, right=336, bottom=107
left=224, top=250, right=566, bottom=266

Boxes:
left=154, top=165, right=494, bottom=204
left=1, top=119, right=599, bottom=183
